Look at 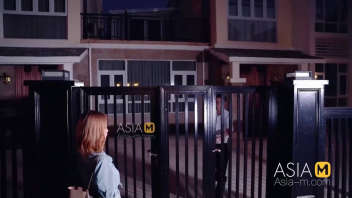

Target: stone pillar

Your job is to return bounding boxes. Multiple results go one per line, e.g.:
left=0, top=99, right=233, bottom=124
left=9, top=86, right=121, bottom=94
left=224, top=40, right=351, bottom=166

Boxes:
left=24, top=80, right=74, bottom=198
left=266, top=72, right=328, bottom=197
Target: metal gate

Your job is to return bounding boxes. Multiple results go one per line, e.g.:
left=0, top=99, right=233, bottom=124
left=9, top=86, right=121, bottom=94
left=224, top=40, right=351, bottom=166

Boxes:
left=323, top=108, right=352, bottom=198
left=157, top=86, right=269, bottom=198
left=74, top=86, right=160, bottom=198
left=72, top=86, right=270, bottom=198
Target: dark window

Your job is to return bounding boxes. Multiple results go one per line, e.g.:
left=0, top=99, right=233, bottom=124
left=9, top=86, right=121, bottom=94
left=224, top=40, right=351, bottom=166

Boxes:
left=38, top=0, right=50, bottom=12
left=148, top=20, right=161, bottom=41
left=325, top=98, right=336, bottom=107
left=229, top=0, right=238, bottom=16
left=339, top=75, right=346, bottom=95
left=316, top=63, right=348, bottom=107
left=54, top=0, right=65, bottom=12
left=325, top=0, right=337, bottom=21
left=242, top=0, right=251, bottom=17
left=316, top=0, right=323, bottom=20
left=127, top=61, right=170, bottom=86
left=130, top=19, right=145, bottom=40
left=187, top=75, right=195, bottom=85
left=339, top=64, right=347, bottom=72
left=315, top=0, right=348, bottom=33
left=114, top=75, right=123, bottom=86
left=114, top=75, right=123, bottom=99
left=338, top=98, right=347, bottom=106
left=172, top=61, right=196, bottom=71
left=325, top=64, right=337, bottom=97
left=4, top=0, right=16, bottom=10
left=21, top=0, right=33, bottom=11
left=4, top=14, right=67, bottom=39
left=315, top=64, right=324, bottom=72
left=175, top=75, right=183, bottom=85
left=101, top=75, right=110, bottom=87
left=254, top=0, right=264, bottom=17
left=267, top=0, right=275, bottom=18
left=229, top=19, right=276, bottom=42
left=99, top=60, right=125, bottom=70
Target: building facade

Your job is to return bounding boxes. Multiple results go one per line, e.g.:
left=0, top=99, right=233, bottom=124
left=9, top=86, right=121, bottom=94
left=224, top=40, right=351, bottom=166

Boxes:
left=0, top=0, right=351, bottom=106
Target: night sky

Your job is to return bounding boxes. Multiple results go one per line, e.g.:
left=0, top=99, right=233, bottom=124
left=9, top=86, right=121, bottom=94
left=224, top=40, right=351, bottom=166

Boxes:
left=103, top=0, right=169, bottom=12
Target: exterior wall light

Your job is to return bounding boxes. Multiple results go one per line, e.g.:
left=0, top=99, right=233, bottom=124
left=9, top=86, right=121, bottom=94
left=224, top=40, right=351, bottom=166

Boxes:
left=1, top=73, right=11, bottom=84
left=116, top=83, right=121, bottom=87
left=133, top=82, right=139, bottom=87
left=126, top=83, right=131, bottom=87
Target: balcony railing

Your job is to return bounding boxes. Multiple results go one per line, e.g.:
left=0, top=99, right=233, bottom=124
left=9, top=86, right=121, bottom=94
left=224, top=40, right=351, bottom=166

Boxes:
left=81, top=13, right=209, bottom=42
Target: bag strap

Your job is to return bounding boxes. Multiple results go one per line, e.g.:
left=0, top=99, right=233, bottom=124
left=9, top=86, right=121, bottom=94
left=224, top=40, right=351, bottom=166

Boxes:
left=86, top=170, right=94, bottom=191
left=87, top=159, right=99, bottom=191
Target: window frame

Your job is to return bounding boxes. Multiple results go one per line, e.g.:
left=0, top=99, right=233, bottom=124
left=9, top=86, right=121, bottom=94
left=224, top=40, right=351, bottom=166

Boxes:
left=227, top=0, right=277, bottom=42
left=315, top=0, right=348, bottom=33
left=315, top=63, right=349, bottom=106
left=228, top=0, right=277, bottom=21
left=3, top=0, right=67, bottom=16
left=96, top=59, right=197, bottom=114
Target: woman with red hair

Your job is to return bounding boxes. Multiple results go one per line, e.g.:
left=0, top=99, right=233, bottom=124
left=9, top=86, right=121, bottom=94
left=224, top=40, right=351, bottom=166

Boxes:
left=75, top=111, right=121, bottom=198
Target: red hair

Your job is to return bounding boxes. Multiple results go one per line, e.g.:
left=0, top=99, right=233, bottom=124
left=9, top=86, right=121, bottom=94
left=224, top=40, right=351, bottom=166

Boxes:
left=76, top=111, right=107, bottom=156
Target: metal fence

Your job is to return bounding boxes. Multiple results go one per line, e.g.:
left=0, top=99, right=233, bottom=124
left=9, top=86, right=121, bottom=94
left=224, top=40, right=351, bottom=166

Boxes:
left=75, top=87, right=159, bottom=198
left=81, top=13, right=209, bottom=42
left=323, top=107, right=352, bottom=198
left=0, top=99, right=30, bottom=198
left=71, top=86, right=270, bottom=198
left=2, top=83, right=352, bottom=198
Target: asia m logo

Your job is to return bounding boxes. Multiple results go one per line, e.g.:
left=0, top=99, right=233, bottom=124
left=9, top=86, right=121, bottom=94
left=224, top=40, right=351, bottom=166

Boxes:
left=144, top=122, right=155, bottom=133
left=315, top=162, right=331, bottom=178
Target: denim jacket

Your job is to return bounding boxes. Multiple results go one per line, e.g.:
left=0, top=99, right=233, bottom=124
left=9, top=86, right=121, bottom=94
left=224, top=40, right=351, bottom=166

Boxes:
left=77, top=152, right=121, bottom=198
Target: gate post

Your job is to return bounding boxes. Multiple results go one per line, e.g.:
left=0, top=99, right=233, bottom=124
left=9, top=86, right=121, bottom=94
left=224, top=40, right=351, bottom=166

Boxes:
left=24, top=80, right=74, bottom=198
left=266, top=72, right=328, bottom=198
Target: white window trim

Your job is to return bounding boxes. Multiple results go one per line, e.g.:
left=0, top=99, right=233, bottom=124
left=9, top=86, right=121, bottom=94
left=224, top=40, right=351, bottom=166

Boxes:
left=316, top=63, right=349, bottom=106
left=96, top=59, right=198, bottom=114
left=228, top=0, right=277, bottom=20
left=3, top=0, right=67, bottom=16
left=97, top=59, right=127, bottom=108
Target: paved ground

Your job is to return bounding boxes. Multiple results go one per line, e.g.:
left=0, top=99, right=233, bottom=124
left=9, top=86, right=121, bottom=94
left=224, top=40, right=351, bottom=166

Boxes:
left=110, top=134, right=268, bottom=198
left=1, top=131, right=350, bottom=198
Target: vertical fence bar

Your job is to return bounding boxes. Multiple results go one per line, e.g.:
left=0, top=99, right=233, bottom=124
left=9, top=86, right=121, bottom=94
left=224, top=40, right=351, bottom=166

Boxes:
left=250, top=93, right=256, bottom=198
left=113, top=95, right=118, bottom=165
left=1, top=126, right=6, bottom=198
left=349, top=118, right=352, bottom=198
left=84, top=92, right=89, bottom=114
left=243, top=93, right=249, bottom=197
left=258, top=90, right=265, bottom=198
left=227, top=93, right=233, bottom=198
left=327, top=119, right=332, bottom=198
left=175, top=94, right=180, bottom=197
left=12, top=132, right=18, bottom=198
left=235, top=94, right=241, bottom=198
left=334, top=118, right=340, bottom=198
left=194, top=94, right=198, bottom=198
left=95, top=95, right=98, bottom=111
left=341, top=118, right=347, bottom=197
left=123, top=94, right=128, bottom=198
left=141, top=95, right=146, bottom=198
left=132, top=95, right=137, bottom=198
left=218, top=94, right=225, bottom=197
left=185, top=94, right=189, bottom=198
left=104, top=94, right=109, bottom=154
